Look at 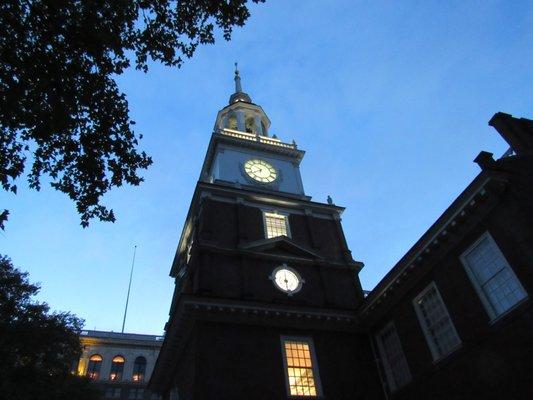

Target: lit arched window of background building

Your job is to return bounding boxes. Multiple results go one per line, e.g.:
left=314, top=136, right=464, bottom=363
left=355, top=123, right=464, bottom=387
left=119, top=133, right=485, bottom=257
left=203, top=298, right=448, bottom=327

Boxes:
left=109, top=355, right=125, bottom=381
left=132, top=356, right=147, bottom=382
left=87, top=354, right=103, bottom=380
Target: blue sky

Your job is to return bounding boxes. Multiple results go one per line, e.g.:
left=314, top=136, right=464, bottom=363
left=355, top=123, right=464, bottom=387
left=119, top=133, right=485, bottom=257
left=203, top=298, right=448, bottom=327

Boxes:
left=2, top=1, right=532, bottom=334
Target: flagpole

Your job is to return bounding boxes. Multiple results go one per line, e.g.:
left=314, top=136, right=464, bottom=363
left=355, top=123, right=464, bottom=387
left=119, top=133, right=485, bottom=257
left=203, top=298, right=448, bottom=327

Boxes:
left=121, top=245, right=137, bottom=333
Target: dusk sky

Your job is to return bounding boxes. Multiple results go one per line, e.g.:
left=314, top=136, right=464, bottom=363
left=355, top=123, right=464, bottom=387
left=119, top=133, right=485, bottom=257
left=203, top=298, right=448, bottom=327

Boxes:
left=2, top=1, right=532, bottom=335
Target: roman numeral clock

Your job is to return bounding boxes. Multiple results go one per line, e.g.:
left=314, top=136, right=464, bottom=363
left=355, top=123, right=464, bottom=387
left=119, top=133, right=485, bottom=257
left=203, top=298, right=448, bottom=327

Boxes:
left=149, top=68, right=383, bottom=400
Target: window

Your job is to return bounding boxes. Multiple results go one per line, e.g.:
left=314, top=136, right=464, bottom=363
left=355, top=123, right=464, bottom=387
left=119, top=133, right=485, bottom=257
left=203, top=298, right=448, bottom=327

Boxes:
left=109, top=355, right=125, bottom=381
left=132, top=356, right=147, bottom=382
left=105, top=388, right=122, bottom=399
left=245, top=116, right=255, bottom=133
left=375, top=323, right=411, bottom=391
left=461, top=232, right=527, bottom=320
left=413, top=283, right=461, bottom=361
left=281, top=337, right=321, bottom=397
left=129, top=388, right=144, bottom=399
left=227, top=115, right=237, bottom=130
left=87, top=354, right=102, bottom=380
left=264, top=212, right=290, bottom=239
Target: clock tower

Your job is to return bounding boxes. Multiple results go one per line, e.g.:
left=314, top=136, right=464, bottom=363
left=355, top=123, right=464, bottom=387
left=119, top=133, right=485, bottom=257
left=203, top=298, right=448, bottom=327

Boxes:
left=150, top=68, right=383, bottom=400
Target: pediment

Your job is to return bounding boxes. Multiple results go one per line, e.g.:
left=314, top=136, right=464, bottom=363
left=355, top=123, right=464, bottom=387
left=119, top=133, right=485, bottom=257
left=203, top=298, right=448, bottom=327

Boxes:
left=239, top=236, right=321, bottom=260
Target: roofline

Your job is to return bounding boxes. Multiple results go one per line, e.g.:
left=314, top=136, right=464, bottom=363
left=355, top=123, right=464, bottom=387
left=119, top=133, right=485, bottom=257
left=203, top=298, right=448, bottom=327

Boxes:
left=361, top=170, right=493, bottom=312
left=80, top=330, right=165, bottom=345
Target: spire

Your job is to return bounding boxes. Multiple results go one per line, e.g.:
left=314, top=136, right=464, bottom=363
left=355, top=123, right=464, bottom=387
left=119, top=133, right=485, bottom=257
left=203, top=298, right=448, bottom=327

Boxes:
left=229, top=62, right=252, bottom=104
left=234, top=62, right=243, bottom=93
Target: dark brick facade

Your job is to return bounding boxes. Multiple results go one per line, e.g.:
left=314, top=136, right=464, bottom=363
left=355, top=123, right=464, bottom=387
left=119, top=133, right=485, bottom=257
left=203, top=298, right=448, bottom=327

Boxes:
left=151, top=182, right=383, bottom=399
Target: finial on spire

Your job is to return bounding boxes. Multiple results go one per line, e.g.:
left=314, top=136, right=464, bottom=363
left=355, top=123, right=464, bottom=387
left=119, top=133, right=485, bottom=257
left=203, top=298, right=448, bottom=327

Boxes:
left=234, top=62, right=243, bottom=93
left=229, top=63, right=251, bottom=104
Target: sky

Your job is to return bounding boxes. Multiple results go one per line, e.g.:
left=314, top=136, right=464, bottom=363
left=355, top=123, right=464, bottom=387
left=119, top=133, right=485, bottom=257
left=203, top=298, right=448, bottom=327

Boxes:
left=2, top=1, right=532, bottom=335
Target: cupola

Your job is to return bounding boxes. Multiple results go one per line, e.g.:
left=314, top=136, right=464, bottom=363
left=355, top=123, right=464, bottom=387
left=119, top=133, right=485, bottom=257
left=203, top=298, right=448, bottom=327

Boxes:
left=214, top=64, right=271, bottom=136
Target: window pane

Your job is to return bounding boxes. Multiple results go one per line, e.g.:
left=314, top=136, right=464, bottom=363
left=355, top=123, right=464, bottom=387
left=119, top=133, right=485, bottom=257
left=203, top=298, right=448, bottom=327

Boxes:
left=415, top=285, right=461, bottom=360
left=464, top=235, right=527, bottom=317
left=377, top=324, right=411, bottom=391
left=283, top=340, right=319, bottom=397
left=466, top=237, right=506, bottom=283
left=484, top=268, right=527, bottom=315
left=265, top=212, right=288, bottom=238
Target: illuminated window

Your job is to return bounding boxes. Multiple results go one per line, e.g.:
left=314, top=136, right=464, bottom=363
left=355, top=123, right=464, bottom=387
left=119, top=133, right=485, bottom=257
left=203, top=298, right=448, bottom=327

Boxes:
left=132, top=356, right=147, bottom=382
left=376, top=323, right=411, bottom=391
left=413, top=283, right=461, bottom=361
left=264, top=212, right=290, bottom=239
left=109, top=355, right=125, bottom=381
left=461, top=232, right=527, bottom=320
left=281, top=338, right=321, bottom=397
left=87, top=354, right=102, bottom=380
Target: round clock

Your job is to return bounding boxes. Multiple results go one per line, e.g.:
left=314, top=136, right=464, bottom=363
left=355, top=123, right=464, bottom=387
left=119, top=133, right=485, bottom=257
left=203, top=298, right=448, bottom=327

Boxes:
left=271, top=265, right=303, bottom=295
left=244, top=159, right=277, bottom=183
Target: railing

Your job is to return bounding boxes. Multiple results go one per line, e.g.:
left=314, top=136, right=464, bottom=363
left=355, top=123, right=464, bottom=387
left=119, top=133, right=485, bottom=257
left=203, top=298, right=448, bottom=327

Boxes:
left=218, top=128, right=297, bottom=149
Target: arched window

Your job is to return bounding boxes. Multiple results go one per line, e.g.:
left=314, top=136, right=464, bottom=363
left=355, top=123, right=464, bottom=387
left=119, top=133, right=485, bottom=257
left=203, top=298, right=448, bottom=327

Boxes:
left=245, top=116, right=255, bottom=133
left=132, top=356, right=147, bottom=382
left=227, top=115, right=238, bottom=130
left=109, top=355, right=125, bottom=381
left=87, top=354, right=102, bottom=380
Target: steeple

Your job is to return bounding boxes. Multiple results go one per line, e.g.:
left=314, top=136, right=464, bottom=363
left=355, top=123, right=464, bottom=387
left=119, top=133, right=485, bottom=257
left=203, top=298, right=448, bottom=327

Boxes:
left=229, top=62, right=252, bottom=104
left=216, top=64, right=271, bottom=136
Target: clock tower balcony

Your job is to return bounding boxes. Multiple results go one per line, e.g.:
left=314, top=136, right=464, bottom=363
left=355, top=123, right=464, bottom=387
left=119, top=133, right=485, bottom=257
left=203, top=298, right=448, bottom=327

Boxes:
left=217, top=127, right=298, bottom=150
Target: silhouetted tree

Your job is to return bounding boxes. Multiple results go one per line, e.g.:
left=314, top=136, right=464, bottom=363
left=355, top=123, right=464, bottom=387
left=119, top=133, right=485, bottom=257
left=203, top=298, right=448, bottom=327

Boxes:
left=0, top=0, right=264, bottom=229
left=0, top=255, right=101, bottom=399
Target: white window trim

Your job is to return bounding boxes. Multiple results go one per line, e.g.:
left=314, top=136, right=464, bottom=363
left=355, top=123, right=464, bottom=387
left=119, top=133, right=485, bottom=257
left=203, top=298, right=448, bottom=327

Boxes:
left=280, top=335, right=323, bottom=398
left=375, top=322, right=412, bottom=392
left=412, top=282, right=461, bottom=362
left=263, top=210, right=292, bottom=239
left=460, top=231, right=528, bottom=321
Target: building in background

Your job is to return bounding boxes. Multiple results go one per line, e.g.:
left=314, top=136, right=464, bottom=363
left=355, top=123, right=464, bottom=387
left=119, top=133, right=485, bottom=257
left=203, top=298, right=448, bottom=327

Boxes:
left=77, top=330, right=163, bottom=400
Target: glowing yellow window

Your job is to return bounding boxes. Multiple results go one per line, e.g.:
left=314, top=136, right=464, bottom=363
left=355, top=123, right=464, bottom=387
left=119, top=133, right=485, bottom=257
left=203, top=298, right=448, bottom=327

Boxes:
left=264, top=212, right=289, bottom=239
left=282, top=339, right=321, bottom=397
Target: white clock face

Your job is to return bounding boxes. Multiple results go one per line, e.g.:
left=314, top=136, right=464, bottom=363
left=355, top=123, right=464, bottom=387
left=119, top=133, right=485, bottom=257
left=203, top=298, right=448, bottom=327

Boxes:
left=244, top=159, right=277, bottom=183
left=273, top=266, right=302, bottom=294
